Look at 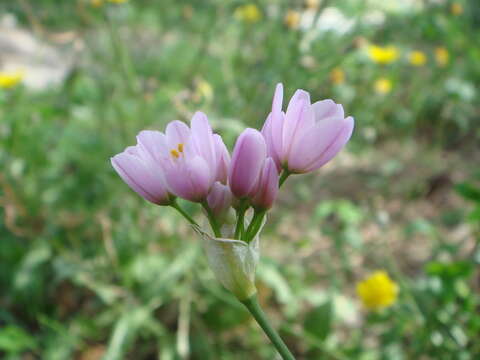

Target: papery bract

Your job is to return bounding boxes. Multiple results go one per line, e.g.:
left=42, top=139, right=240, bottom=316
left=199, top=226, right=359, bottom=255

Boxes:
left=251, top=157, right=279, bottom=210
left=228, top=128, right=266, bottom=199
left=193, top=218, right=265, bottom=300
left=111, top=145, right=171, bottom=205
left=262, top=83, right=354, bottom=174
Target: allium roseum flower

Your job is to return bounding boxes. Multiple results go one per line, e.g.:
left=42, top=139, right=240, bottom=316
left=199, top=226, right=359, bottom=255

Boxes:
left=138, top=112, right=224, bottom=202
left=111, top=83, right=355, bottom=359
left=261, top=83, right=354, bottom=174
left=111, top=145, right=171, bottom=205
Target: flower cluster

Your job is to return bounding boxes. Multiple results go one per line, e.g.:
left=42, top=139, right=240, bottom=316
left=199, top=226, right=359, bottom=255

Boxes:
left=112, top=83, right=354, bottom=242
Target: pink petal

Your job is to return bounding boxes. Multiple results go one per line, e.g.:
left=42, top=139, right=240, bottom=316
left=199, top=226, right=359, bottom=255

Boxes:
left=311, top=99, right=344, bottom=120
left=282, top=100, right=315, bottom=163
left=261, top=113, right=281, bottom=170
left=228, top=128, right=266, bottom=199
left=164, top=155, right=211, bottom=202
left=213, top=134, right=230, bottom=184
left=190, top=111, right=217, bottom=178
left=272, top=83, right=283, bottom=113
left=207, top=181, right=233, bottom=218
left=165, top=120, right=190, bottom=149
left=136, top=130, right=169, bottom=165
left=111, top=151, right=170, bottom=205
left=287, top=116, right=353, bottom=173
left=304, top=116, right=354, bottom=172
left=251, top=158, right=279, bottom=210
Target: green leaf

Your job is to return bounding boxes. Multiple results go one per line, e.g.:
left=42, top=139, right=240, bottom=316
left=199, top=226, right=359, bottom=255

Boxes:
left=425, top=261, right=473, bottom=279
left=455, top=183, right=480, bottom=203
left=0, top=325, right=36, bottom=353
left=303, top=300, right=333, bottom=341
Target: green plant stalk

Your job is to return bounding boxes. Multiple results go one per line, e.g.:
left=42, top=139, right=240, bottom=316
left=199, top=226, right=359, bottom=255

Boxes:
left=171, top=199, right=199, bottom=227
left=241, top=295, right=295, bottom=360
left=279, top=170, right=291, bottom=187
left=201, top=201, right=222, bottom=237
left=245, top=209, right=266, bottom=243
left=234, top=200, right=248, bottom=239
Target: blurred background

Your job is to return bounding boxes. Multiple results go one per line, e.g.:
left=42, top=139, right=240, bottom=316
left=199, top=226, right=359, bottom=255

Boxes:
left=0, top=0, right=479, bottom=359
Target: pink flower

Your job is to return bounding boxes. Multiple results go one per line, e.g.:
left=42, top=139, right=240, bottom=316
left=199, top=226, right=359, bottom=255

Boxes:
left=207, top=181, right=233, bottom=219
left=111, top=145, right=171, bottom=205
left=228, top=128, right=267, bottom=199
left=251, top=157, right=279, bottom=210
left=135, top=112, right=223, bottom=202
left=261, top=83, right=354, bottom=174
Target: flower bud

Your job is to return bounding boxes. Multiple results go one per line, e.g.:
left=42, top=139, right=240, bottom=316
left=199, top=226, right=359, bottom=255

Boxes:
left=228, top=128, right=266, bottom=199
left=207, top=182, right=233, bottom=221
left=251, top=158, right=279, bottom=210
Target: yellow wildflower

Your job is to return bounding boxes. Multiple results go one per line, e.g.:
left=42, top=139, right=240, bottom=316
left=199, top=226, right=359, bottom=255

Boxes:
left=284, top=10, right=301, bottom=29
left=435, top=47, right=449, bottom=66
left=374, top=78, right=392, bottom=94
left=451, top=3, right=463, bottom=16
left=357, top=271, right=398, bottom=310
left=90, top=0, right=103, bottom=7
left=0, top=70, right=24, bottom=89
left=108, top=0, right=128, bottom=3
left=305, top=0, right=320, bottom=10
left=193, top=79, right=213, bottom=102
left=368, top=45, right=399, bottom=64
left=330, top=67, right=345, bottom=85
left=408, top=51, right=427, bottom=66
left=234, top=4, right=262, bottom=24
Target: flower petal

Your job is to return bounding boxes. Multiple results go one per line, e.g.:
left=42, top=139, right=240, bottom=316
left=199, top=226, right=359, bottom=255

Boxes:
left=286, top=115, right=346, bottom=172
left=213, top=134, right=230, bottom=184
left=165, top=120, right=191, bottom=149
left=251, top=157, right=279, bottom=210
left=272, top=83, right=283, bottom=113
left=304, top=116, right=354, bottom=172
left=228, top=128, right=266, bottom=198
left=111, top=150, right=170, bottom=205
left=136, top=130, right=169, bottom=165
left=164, top=155, right=211, bottom=202
left=311, top=99, right=344, bottom=120
left=282, top=100, right=315, bottom=163
left=190, top=111, right=217, bottom=178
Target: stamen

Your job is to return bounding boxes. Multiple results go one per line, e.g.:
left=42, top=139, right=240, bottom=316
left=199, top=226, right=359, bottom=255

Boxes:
left=170, top=149, right=180, bottom=158
left=177, top=143, right=184, bottom=152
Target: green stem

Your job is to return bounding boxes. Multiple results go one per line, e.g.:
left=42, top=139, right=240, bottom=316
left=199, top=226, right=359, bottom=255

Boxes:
left=202, top=201, right=222, bottom=237
left=241, top=295, right=295, bottom=360
left=234, top=200, right=248, bottom=239
left=171, top=200, right=198, bottom=227
left=245, top=209, right=266, bottom=243
left=279, top=170, right=291, bottom=187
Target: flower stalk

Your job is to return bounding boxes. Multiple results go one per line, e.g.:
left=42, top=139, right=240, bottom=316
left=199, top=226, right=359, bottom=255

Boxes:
left=241, top=295, right=295, bottom=360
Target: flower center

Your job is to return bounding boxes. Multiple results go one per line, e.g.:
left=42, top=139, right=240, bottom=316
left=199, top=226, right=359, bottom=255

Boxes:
left=170, top=143, right=184, bottom=159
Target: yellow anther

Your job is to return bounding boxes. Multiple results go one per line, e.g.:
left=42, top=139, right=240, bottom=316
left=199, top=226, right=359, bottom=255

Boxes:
left=177, top=143, right=184, bottom=152
left=170, top=149, right=180, bottom=159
